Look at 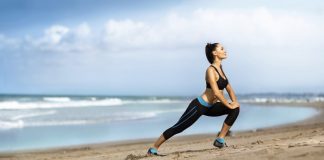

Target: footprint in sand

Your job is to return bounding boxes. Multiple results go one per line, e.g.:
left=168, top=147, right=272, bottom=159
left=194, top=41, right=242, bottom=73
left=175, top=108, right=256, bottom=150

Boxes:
left=288, top=139, right=320, bottom=148
left=251, top=140, right=264, bottom=145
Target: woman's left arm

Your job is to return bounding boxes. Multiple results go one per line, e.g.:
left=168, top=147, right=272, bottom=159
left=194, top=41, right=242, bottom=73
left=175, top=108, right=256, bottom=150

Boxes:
left=225, top=83, right=238, bottom=102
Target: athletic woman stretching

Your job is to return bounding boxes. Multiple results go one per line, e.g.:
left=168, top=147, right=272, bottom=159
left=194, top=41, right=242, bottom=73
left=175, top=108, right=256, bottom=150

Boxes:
left=147, top=43, right=240, bottom=156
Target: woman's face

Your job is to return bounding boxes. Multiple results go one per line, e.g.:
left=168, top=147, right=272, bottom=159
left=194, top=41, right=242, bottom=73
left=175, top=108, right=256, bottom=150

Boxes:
left=213, top=44, right=227, bottom=60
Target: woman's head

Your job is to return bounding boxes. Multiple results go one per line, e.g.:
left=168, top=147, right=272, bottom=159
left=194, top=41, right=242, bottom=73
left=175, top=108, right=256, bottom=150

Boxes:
left=205, top=43, right=227, bottom=64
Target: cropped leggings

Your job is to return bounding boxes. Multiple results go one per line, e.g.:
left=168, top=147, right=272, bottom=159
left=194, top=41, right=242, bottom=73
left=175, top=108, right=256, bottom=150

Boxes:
left=163, top=96, right=240, bottom=140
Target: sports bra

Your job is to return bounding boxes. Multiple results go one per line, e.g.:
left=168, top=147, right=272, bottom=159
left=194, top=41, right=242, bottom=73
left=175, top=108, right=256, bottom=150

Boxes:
left=206, top=65, right=229, bottom=90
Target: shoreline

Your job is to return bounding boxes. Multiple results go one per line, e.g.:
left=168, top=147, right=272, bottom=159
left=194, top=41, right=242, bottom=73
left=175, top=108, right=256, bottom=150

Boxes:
left=0, top=102, right=323, bottom=160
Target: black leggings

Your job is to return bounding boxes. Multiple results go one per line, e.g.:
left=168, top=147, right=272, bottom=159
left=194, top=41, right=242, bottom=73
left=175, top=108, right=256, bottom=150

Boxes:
left=163, top=97, right=240, bottom=140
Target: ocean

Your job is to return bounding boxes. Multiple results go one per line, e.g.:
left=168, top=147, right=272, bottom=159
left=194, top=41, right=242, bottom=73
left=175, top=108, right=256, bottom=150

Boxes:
left=0, top=93, right=322, bottom=152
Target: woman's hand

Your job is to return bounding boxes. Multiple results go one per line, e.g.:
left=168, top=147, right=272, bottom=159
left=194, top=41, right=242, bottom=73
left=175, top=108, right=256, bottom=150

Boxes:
left=229, top=101, right=240, bottom=109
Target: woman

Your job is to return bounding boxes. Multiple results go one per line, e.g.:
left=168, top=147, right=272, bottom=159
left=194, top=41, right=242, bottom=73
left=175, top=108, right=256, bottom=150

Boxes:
left=147, top=43, right=240, bottom=156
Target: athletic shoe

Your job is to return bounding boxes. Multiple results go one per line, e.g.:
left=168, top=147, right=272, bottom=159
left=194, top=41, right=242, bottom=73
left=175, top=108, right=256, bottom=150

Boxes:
left=147, top=147, right=158, bottom=156
left=213, top=138, right=227, bottom=148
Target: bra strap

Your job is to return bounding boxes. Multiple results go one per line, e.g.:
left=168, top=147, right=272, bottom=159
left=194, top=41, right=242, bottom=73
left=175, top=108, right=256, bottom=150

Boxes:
left=211, top=65, right=227, bottom=80
left=210, top=65, right=221, bottom=76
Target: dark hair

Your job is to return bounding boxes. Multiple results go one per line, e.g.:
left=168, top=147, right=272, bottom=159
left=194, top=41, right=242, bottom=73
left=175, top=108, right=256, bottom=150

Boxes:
left=205, top=43, right=219, bottom=64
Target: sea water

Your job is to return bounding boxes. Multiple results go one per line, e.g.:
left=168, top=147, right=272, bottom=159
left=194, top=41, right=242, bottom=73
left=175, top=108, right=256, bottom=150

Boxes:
left=0, top=94, right=320, bottom=152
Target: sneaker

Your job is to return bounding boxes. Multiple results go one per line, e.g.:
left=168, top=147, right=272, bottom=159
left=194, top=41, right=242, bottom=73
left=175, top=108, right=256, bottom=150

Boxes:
left=213, top=138, right=227, bottom=148
left=147, top=147, right=158, bottom=156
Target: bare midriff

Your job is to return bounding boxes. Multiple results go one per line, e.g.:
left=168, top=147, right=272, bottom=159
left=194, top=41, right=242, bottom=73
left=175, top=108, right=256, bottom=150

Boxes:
left=200, top=88, right=224, bottom=104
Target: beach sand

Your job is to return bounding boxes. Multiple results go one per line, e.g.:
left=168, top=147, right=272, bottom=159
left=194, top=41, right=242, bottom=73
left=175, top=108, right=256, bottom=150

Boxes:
left=1, top=102, right=323, bottom=160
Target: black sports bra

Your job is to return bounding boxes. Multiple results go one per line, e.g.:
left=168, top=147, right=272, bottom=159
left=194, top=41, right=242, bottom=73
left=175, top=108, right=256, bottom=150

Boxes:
left=206, top=65, right=229, bottom=90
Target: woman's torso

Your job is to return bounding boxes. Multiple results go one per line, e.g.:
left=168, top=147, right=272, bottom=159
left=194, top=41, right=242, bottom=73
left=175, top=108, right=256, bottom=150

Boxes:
left=201, top=65, right=228, bottom=104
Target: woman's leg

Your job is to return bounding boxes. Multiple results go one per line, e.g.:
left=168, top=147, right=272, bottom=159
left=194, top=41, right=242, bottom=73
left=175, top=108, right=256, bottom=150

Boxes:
left=152, top=134, right=166, bottom=149
left=150, top=99, right=202, bottom=150
left=204, top=102, right=240, bottom=138
left=218, top=123, right=231, bottom=138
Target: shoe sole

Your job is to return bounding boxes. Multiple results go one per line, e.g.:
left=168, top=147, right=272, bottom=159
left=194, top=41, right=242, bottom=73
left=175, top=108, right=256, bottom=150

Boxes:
left=213, top=141, right=225, bottom=148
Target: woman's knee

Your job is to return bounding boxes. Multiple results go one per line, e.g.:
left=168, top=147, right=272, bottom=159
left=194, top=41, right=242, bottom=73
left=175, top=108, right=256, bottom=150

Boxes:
left=232, top=107, right=240, bottom=115
left=234, top=107, right=240, bottom=114
left=224, top=107, right=240, bottom=126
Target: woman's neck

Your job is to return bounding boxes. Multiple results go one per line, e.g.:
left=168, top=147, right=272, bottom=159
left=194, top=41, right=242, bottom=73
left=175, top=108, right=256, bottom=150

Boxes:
left=212, top=59, right=222, bottom=67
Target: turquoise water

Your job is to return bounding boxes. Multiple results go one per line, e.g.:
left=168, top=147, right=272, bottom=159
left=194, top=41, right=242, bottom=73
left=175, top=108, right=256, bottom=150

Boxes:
left=0, top=96, right=319, bottom=152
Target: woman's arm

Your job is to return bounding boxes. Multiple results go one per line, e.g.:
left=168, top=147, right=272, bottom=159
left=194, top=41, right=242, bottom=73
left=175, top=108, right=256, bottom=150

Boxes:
left=206, top=67, right=233, bottom=109
left=225, top=84, right=238, bottom=102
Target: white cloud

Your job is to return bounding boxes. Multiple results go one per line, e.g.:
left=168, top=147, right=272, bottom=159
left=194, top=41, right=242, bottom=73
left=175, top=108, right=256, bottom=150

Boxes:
left=101, top=7, right=323, bottom=51
left=44, top=25, right=70, bottom=44
left=2, top=5, right=324, bottom=94
left=74, top=22, right=91, bottom=38
left=22, top=25, right=71, bottom=53
left=18, top=23, right=96, bottom=53
left=0, top=7, right=323, bottom=54
left=102, top=19, right=156, bottom=51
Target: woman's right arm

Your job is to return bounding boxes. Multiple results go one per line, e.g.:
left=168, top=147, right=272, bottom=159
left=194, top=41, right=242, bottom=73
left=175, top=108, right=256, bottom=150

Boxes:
left=206, top=67, right=238, bottom=109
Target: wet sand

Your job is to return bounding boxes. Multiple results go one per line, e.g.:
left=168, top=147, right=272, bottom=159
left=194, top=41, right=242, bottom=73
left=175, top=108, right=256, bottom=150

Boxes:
left=0, top=102, right=323, bottom=160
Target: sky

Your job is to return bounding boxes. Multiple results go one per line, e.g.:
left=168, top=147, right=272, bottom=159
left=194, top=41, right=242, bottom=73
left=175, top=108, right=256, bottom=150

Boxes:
left=0, top=0, right=323, bottom=96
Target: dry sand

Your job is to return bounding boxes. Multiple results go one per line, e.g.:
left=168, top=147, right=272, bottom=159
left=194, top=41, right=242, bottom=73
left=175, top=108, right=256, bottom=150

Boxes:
left=0, top=102, right=323, bottom=160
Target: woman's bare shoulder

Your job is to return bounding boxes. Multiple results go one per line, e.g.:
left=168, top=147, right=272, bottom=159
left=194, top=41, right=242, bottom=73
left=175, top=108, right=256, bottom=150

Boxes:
left=205, top=66, right=219, bottom=80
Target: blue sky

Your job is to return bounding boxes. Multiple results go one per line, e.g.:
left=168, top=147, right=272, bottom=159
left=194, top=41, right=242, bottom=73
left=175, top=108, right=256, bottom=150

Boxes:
left=0, top=0, right=323, bottom=96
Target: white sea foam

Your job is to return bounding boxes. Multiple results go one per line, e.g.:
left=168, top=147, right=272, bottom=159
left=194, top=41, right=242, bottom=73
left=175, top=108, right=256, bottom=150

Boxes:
left=0, top=98, right=185, bottom=110
left=0, top=120, right=24, bottom=130
left=123, top=98, right=182, bottom=104
left=10, top=110, right=57, bottom=120
left=43, top=97, right=71, bottom=102
left=0, top=110, right=170, bottom=130
left=240, top=96, right=324, bottom=103
left=0, top=98, right=123, bottom=110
